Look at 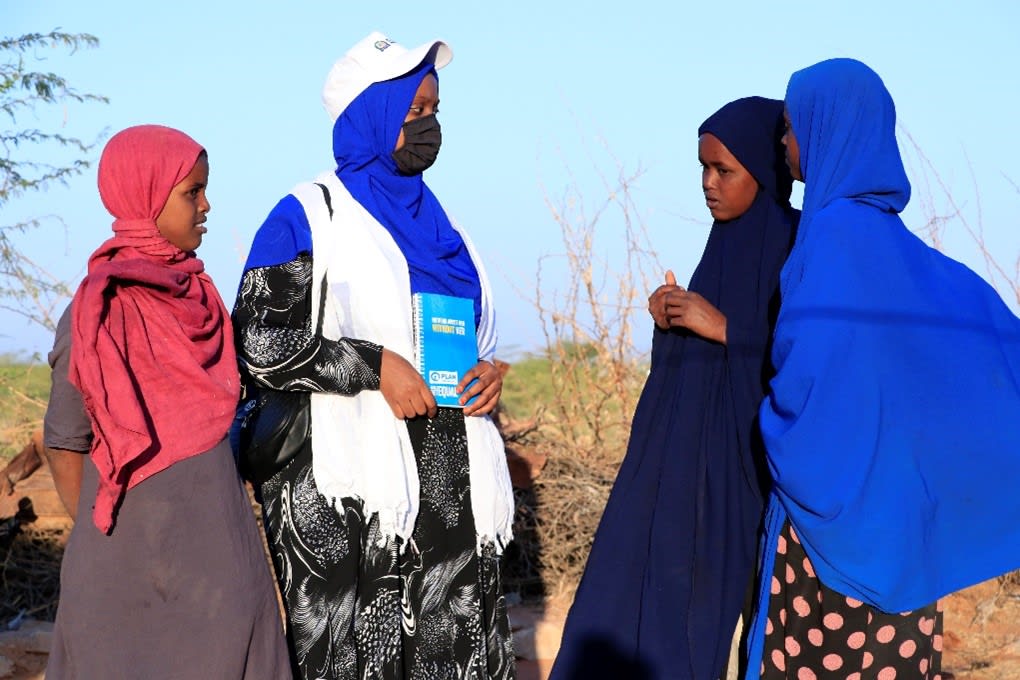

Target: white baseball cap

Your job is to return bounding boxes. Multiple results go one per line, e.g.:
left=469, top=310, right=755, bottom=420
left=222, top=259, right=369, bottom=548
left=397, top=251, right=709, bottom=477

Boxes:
left=322, top=31, right=452, bottom=121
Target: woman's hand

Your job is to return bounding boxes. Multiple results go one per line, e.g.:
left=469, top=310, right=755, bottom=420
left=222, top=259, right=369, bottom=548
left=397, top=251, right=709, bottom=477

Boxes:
left=663, top=288, right=727, bottom=344
left=649, top=269, right=727, bottom=344
left=648, top=270, right=684, bottom=330
left=380, top=348, right=437, bottom=419
left=458, top=360, right=503, bottom=416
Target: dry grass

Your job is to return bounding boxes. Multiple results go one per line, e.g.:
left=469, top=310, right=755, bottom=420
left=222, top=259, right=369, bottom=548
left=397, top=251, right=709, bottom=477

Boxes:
left=502, top=442, right=620, bottom=600
left=0, top=359, right=49, bottom=461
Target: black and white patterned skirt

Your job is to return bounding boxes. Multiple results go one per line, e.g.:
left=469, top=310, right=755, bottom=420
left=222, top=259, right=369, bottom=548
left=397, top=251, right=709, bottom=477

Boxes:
left=259, top=408, right=516, bottom=680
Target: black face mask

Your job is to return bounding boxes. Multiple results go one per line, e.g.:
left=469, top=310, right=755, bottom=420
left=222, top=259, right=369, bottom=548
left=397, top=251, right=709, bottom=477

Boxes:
left=391, top=114, right=441, bottom=175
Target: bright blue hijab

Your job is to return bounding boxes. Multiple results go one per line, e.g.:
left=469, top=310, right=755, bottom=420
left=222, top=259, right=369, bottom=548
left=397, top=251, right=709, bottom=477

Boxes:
left=333, top=62, right=481, bottom=324
left=745, top=60, right=1020, bottom=675
left=242, top=62, right=481, bottom=325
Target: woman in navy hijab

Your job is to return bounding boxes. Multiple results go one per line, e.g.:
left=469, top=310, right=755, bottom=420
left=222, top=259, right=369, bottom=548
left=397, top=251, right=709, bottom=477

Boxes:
left=745, top=58, right=1020, bottom=678
left=550, top=97, right=798, bottom=680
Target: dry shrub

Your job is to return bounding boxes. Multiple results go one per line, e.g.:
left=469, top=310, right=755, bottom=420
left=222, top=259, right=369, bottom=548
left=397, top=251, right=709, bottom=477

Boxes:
left=1, top=527, right=64, bottom=622
left=997, top=569, right=1020, bottom=592
left=532, top=152, right=659, bottom=467
left=502, top=443, right=619, bottom=599
left=504, top=149, right=661, bottom=599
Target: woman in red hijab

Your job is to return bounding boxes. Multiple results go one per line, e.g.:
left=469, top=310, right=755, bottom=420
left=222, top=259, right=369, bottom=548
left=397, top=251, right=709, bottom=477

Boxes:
left=43, top=125, right=289, bottom=679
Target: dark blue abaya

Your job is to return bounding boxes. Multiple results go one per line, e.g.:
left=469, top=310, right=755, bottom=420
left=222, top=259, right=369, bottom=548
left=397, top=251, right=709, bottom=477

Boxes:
left=549, top=97, right=798, bottom=680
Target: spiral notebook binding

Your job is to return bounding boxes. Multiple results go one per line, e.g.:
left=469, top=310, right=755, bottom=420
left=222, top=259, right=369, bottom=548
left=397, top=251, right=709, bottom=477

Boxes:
left=412, top=292, right=427, bottom=375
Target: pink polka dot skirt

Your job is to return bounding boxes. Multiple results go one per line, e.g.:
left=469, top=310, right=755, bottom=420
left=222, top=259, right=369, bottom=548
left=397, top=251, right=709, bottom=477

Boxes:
left=761, top=521, right=942, bottom=679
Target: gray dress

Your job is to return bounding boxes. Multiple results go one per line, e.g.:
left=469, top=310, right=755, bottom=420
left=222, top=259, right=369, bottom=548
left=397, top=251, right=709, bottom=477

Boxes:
left=43, top=308, right=291, bottom=680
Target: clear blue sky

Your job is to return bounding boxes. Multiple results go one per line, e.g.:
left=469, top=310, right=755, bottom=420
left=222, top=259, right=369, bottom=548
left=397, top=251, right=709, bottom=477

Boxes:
left=5, top=0, right=1020, bottom=359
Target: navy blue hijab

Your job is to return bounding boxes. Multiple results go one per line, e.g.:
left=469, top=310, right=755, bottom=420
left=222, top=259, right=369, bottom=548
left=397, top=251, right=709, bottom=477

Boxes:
left=550, top=97, right=797, bottom=680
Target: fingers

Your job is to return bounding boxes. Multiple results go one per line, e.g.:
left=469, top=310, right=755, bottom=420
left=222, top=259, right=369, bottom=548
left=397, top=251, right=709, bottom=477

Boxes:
left=459, top=361, right=503, bottom=415
left=650, top=282, right=684, bottom=300
left=461, top=377, right=500, bottom=414
left=405, top=378, right=438, bottom=418
left=384, top=398, right=406, bottom=419
left=665, top=269, right=677, bottom=286
left=664, top=290, right=697, bottom=327
left=386, top=385, right=437, bottom=420
left=456, top=365, right=484, bottom=407
left=455, top=361, right=486, bottom=392
left=664, top=288, right=688, bottom=309
left=463, top=390, right=499, bottom=416
left=380, top=348, right=437, bottom=419
left=420, top=388, right=438, bottom=419
left=649, top=284, right=683, bottom=330
left=403, top=385, right=438, bottom=419
left=663, top=291, right=727, bottom=343
left=648, top=290, right=665, bottom=329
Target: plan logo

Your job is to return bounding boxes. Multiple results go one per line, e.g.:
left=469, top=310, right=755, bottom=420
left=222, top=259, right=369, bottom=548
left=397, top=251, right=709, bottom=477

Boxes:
left=429, top=370, right=458, bottom=385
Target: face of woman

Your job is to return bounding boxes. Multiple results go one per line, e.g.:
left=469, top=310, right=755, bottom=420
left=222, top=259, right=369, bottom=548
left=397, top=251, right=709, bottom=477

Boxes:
left=394, top=73, right=439, bottom=151
left=156, top=154, right=210, bottom=252
left=782, top=108, right=803, bottom=182
left=698, top=133, right=759, bottom=222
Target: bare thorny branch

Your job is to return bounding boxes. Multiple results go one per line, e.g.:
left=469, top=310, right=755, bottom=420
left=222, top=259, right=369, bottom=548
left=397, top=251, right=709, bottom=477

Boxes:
left=531, top=144, right=661, bottom=464
left=0, top=30, right=107, bottom=333
left=899, top=127, right=1020, bottom=307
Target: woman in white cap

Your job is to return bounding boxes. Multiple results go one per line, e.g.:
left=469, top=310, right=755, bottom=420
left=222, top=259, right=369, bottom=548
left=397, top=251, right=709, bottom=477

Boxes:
left=232, top=32, right=517, bottom=679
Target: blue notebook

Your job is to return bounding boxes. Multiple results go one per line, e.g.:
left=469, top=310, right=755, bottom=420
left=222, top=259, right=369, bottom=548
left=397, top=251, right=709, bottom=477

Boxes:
left=412, top=293, right=479, bottom=408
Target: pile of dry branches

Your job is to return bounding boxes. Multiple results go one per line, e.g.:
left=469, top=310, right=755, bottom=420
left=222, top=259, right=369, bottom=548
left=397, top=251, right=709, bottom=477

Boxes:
left=1, top=527, right=64, bottom=623
left=511, top=451, right=620, bottom=599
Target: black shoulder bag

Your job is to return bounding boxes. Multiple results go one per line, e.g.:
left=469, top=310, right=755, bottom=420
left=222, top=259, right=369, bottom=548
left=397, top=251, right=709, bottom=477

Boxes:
left=230, top=183, right=333, bottom=486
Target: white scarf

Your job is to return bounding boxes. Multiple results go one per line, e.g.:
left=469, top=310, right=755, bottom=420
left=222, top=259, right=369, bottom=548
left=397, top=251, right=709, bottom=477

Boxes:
left=292, top=171, right=514, bottom=553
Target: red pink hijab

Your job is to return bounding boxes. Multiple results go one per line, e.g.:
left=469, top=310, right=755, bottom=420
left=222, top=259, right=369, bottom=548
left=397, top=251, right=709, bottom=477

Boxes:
left=69, top=125, right=238, bottom=533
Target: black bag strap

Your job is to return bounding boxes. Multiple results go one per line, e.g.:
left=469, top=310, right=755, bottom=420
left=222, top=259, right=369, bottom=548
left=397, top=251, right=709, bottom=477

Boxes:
left=314, top=182, right=334, bottom=219
left=312, top=182, right=332, bottom=336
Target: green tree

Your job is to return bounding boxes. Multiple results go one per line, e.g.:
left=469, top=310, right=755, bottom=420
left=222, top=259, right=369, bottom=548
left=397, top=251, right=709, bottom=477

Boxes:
left=1, top=30, right=107, bottom=331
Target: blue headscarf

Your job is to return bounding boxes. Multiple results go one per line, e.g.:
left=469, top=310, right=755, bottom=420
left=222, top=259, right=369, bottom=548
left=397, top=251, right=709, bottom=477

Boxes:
left=788, top=59, right=910, bottom=226
left=750, top=59, right=1020, bottom=644
left=242, top=62, right=481, bottom=326
left=551, top=97, right=797, bottom=680
left=333, top=61, right=481, bottom=324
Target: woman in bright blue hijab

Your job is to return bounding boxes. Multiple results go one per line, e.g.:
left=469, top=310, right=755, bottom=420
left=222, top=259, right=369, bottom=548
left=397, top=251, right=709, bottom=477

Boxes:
left=232, top=33, right=515, bottom=680
left=745, top=58, right=1020, bottom=678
